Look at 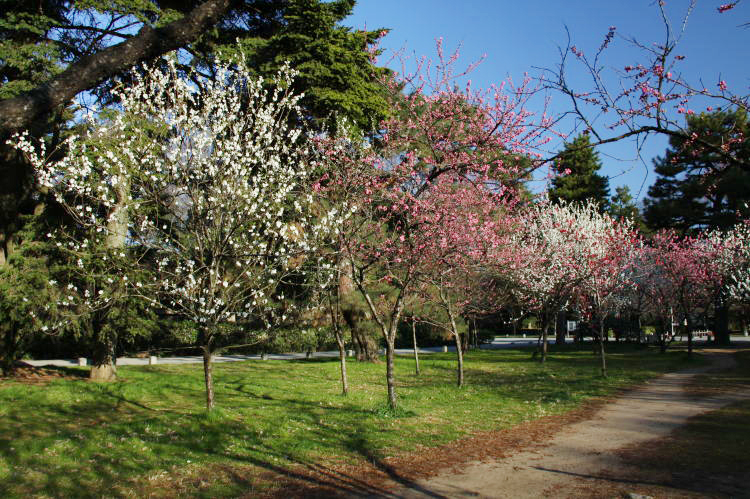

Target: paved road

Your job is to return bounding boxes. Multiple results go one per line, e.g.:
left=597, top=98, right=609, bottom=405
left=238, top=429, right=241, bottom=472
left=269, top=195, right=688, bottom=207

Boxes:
left=24, top=335, right=750, bottom=368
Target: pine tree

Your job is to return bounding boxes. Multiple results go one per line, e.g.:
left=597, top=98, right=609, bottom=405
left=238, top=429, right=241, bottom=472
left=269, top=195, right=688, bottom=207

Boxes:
left=643, top=109, right=750, bottom=234
left=609, top=186, right=647, bottom=233
left=548, top=134, right=611, bottom=211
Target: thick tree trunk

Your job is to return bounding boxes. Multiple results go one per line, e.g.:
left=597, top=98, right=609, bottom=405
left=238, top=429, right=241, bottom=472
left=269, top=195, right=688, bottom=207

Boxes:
left=202, top=345, right=215, bottom=410
left=713, top=298, right=731, bottom=346
left=90, top=318, right=117, bottom=382
left=555, top=310, right=566, bottom=345
left=0, top=324, right=20, bottom=377
left=90, top=176, right=128, bottom=382
left=412, top=319, right=420, bottom=376
left=342, top=307, right=379, bottom=362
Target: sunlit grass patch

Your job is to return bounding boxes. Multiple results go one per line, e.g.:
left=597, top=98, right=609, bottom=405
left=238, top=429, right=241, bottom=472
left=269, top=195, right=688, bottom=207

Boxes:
left=0, top=343, right=697, bottom=498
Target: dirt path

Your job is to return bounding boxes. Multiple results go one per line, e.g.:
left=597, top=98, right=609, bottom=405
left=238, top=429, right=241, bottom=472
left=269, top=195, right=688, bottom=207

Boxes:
left=390, top=350, right=750, bottom=499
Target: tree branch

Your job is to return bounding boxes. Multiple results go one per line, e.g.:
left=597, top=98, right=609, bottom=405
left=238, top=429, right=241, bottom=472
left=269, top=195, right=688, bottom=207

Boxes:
left=0, top=0, right=231, bottom=136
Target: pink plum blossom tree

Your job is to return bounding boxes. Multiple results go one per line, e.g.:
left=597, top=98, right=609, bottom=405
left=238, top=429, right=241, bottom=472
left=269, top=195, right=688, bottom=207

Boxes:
left=317, top=42, right=552, bottom=409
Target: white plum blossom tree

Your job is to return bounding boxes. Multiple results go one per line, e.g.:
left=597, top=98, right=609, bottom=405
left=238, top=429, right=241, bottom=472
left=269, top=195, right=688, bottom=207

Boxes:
left=507, top=200, right=636, bottom=374
left=13, top=57, right=328, bottom=409
left=716, top=222, right=750, bottom=303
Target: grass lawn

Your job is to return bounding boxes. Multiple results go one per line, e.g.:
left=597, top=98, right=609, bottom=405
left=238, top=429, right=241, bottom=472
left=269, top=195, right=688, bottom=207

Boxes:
left=0, top=343, right=700, bottom=498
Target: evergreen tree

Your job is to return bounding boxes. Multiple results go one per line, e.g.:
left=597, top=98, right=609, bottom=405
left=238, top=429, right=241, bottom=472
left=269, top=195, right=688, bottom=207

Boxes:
left=643, top=109, right=750, bottom=234
left=211, top=0, right=390, bottom=134
left=609, top=186, right=647, bottom=233
left=548, top=134, right=611, bottom=211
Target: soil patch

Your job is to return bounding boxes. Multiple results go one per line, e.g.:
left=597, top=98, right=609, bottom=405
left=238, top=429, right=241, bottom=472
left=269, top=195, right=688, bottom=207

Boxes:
left=253, top=396, right=613, bottom=498
left=0, top=362, right=87, bottom=384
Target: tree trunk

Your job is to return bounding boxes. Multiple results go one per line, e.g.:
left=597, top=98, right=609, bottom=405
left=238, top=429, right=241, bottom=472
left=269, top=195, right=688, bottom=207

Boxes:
left=90, top=174, right=129, bottom=382
left=453, top=330, right=465, bottom=387
left=713, top=298, right=730, bottom=346
left=447, top=310, right=464, bottom=387
left=351, top=272, right=403, bottom=410
left=555, top=310, right=566, bottom=345
left=599, top=319, right=607, bottom=377
left=412, top=319, right=420, bottom=376
left=472, top=317, right=479, bottom=349
left=337, top=336, right=349, bottom=395
left=0, top=324, right=20, bottom=377
left=385, top=336, right=397, bottom=409
left=540, top=314, right=549, bottom=364
left=90, top=317, right=117, bottom=382
left=328, top=285, right=349, bottom=395
left=342, top=307, right=379, bottom=362
left=637, top=315, right=643, bottom=344
left=202, top=345, right=215, bottom=410
left=0, top=230, right=7, bottom=267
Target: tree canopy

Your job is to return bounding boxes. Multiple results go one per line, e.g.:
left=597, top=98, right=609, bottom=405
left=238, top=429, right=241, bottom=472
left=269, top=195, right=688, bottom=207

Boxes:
left=0, top=0, right=389, bottom=265
left=548, top=134, right=611, bottom=211
left=643, top=109, right=750, bottom=234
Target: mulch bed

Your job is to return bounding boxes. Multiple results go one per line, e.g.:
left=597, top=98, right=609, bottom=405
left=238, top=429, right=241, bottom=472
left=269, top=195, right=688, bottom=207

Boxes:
left=0, top=362, right=87, bottom=384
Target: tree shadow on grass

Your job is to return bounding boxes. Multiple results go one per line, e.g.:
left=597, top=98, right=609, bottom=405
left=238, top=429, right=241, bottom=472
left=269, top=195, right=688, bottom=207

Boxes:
left=0, top=347, right=697, bottom=498
left=0, top=373, right=436, bottom=498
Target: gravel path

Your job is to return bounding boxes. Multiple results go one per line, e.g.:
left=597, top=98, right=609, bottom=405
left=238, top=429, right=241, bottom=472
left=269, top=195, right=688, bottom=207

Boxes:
left=391, top=349, right=750, bottom=499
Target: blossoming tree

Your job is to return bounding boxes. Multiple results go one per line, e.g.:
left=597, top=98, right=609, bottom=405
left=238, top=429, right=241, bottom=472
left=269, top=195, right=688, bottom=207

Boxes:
left=541, top=2, right=749, bottom=175
left=13, top=59, right=326, bottom=409
left=506, top=201, right=585, bottom=364
left=638, top=231, right=720, bottom=356
left=411, top=179, right=512, bottom=387
left=723, top=221, right=750, bottom=303
left=318, top=42, right=552, bottom=409
left=506, top=200, right=637, bottom=375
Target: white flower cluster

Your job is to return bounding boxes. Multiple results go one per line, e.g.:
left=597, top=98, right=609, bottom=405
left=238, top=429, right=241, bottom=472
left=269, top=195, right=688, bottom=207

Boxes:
left=11, top=56, right=336, bottom=335
left=716, top=222, right=750, bottom=303
left=509, top=200, right=635, bottom=315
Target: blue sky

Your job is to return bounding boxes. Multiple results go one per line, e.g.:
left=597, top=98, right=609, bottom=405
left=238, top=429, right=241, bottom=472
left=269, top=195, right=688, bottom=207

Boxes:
left=345, top=1, right=749, bottom=201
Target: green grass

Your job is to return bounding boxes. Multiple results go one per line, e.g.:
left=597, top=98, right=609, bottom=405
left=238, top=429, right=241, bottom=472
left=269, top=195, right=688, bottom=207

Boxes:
left=0, top=344, right=700, bottom=498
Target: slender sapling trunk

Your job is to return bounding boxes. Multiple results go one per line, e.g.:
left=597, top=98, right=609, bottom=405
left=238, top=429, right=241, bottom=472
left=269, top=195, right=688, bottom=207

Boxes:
left=202, top=344, right=215, bottom=410
left=599, top=319, right=607, bottom=377
left=412, top=319, right=420, bottom=376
